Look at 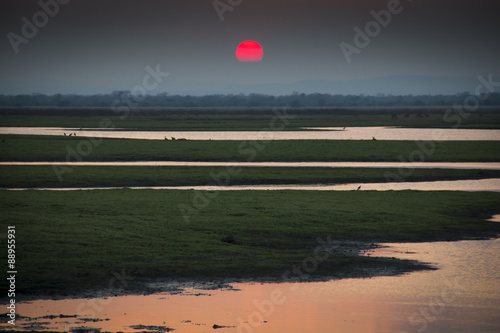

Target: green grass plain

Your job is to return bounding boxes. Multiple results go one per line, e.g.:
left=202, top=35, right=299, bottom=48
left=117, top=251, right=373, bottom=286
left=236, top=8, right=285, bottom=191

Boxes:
left=1, top=189, right=499, bottom=299
left=1, top=108, right=499, bottom=129
left=1, top=135, right=499, bottom=162
left=1, top=165, right=499, bottom=188
left=0, top=109, right=499, bottom=300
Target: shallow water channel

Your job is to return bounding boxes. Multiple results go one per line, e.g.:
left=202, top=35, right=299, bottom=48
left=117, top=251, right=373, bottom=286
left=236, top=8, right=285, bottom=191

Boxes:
left=6, top=178, right=500, bottom=192
left=2, top=238, right=499, bottom=332
left=1, top=126, right=500, bottom=140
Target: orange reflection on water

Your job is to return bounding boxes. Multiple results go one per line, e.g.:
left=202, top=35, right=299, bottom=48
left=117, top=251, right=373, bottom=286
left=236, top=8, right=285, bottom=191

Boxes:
left=2, top=239, right=499, bottom=333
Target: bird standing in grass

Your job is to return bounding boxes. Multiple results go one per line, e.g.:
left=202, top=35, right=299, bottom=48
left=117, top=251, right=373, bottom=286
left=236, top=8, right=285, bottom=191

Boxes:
left=372, top=137, right=377, bottom=141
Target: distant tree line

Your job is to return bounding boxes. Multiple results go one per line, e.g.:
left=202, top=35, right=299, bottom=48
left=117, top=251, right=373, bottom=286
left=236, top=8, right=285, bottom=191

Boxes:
left=1, top=91, right=499, bottom=108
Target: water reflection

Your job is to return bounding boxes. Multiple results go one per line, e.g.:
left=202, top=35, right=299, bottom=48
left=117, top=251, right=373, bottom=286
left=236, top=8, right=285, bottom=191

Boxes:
left=1, top=126, right=499, bottom=141
left=5, top=178, right=500, bottom=192
left=2, top=239, right=499, bottom=332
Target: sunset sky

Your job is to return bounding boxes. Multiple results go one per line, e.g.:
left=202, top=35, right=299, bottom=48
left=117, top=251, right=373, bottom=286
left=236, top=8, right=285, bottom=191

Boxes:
left=1, top=0, right=499, bottom=95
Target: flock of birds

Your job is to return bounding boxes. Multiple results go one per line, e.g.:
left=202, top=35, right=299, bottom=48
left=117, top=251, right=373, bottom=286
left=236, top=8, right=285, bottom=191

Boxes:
left=62, top=132, right=190, bottom=141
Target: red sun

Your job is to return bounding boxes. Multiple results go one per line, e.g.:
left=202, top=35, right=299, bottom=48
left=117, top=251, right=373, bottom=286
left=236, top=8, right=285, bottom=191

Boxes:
left=236, top=41, right=263, bottom=62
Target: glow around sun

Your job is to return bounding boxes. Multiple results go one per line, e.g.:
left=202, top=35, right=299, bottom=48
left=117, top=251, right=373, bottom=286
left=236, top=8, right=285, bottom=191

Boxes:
left=236, top=41, right=263, bottom=62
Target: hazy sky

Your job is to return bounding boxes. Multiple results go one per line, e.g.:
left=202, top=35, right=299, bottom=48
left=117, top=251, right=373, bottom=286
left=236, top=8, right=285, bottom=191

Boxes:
left=1, top=0, right=499, bottom=95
